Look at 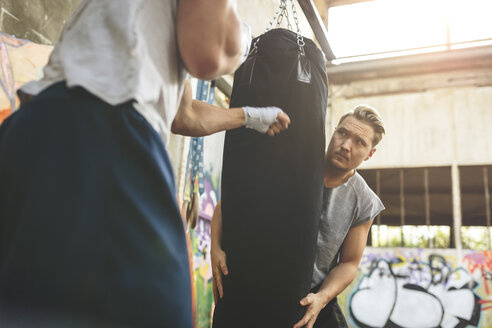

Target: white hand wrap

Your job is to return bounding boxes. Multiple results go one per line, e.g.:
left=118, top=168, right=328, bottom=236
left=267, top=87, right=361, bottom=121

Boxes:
left=240, top=22, right=252, bottom=63
left=242, top=106, right=283, bottom=133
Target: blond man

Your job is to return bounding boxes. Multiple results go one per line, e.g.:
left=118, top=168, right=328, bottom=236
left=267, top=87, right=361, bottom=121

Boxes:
left=212, top=105, right=386, bottom=328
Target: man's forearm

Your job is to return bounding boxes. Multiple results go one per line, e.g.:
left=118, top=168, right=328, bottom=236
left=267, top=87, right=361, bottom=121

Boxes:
left=211, top=200, right=223, bottom=250
left=316, top=262, right=359, bottom=305
left=191, top=101, right=245, bottom=136
left=172, top=100, right=245, bottom=137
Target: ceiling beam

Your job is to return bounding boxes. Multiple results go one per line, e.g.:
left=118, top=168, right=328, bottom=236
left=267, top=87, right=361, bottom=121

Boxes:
left=325, top=45, right=492, bottom=83
left=297, top=0, right=335, bottom=60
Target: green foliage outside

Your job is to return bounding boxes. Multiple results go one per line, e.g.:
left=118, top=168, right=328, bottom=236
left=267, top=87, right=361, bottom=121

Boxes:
left=372, top=224, right=492, bottom=250
left=371, top=225, right=450, bottom=248
left=461, top=226, right=492, bottom=250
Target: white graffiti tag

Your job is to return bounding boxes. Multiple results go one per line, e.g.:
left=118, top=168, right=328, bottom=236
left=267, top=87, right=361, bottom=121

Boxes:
left=349, top=256, right=481, bottom=328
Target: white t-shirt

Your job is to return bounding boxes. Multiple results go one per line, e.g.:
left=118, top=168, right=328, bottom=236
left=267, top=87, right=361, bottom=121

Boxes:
left=20, top=0, right=187, bottom=143
left=311, top=172, right=385, bottom=288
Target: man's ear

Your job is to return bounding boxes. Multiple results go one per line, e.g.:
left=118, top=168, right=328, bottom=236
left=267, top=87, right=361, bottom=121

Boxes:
left=365, top=148, right=376, bottom=161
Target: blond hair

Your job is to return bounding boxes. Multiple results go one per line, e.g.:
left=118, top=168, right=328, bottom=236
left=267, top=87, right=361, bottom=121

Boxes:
left=338, top=105, right=385, bottom=146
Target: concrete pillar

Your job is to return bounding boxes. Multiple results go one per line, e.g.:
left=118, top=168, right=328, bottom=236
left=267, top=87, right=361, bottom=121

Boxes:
left=484, top=166, right=491, bottom=250
left=451, top=88, right=462, bottom=258
left=451, top=162, right=463, bottom=256
left=376, top=170, right=381, bottom=246
left=424, top=168, right=431, bottom=248
left=400, top=169, right=405, bottom=246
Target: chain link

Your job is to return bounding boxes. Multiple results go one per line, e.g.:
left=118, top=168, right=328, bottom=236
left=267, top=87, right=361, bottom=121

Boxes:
left=251, top=0, right=305, bottom=56
left=277, top=0, right=293, bottom=31
left=266, top=1, right=283, bottom=32
left=290, top=0, right=305, bottom=52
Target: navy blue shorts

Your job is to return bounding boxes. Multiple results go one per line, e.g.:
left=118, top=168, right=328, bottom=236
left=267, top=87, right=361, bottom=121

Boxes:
left=0, top=82, right=191, bottom=327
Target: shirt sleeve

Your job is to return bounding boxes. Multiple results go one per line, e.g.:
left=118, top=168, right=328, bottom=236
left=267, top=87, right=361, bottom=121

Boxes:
left=352, top=183, right=385, bottom=227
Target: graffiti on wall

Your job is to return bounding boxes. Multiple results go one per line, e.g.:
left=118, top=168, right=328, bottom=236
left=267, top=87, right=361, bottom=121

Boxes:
left=188, top=130, right=225, bottom=328
left=0, top=32, right=51, bottom=124
left=464, top=251, right=492, bottom=297
left=192, top=173, right=219, bottom=328
left=338, top=248, right=492, bottom=328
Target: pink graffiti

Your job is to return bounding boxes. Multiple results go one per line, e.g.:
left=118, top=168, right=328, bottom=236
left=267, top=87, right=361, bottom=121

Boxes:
left=464, top=251, right=492, bottom=295
left=479, top=299, right=492, bottom=312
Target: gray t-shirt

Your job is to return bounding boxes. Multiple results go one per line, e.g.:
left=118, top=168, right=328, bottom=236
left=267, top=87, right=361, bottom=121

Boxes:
left=311, top=172, right=384, bottom=287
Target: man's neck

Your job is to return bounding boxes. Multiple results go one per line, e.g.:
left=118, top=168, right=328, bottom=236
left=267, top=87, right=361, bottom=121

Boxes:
left=324, top=166, right=355, bottom=188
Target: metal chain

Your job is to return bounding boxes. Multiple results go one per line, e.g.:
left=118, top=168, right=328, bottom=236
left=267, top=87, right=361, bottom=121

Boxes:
left=290, top=0, right=305, bottom=53
left=276, top=1, right=292, bottom=31
left=251, top=0, right=305, bottom=56
left=266, top=1, right=284, bottom=32
left=290, top=0, right=301, bottom=35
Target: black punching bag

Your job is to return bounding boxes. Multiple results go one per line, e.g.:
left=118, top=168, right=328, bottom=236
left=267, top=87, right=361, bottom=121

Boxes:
left=214, top=28, right=328, bottom=328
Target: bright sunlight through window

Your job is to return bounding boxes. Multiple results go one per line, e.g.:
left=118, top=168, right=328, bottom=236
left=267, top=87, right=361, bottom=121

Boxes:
left=328, top=0, right=492, bottom=63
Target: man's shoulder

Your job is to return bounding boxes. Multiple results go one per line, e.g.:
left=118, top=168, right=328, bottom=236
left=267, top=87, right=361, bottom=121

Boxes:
left=347, top=172, right=380, bottom=201
left=346, top=171, right=368, bottom=190
left=345, top=172, right=385, bottom=224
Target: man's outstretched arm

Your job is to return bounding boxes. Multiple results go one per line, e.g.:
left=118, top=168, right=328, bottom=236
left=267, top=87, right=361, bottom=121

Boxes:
left=172, top=80, right=290, bottom=137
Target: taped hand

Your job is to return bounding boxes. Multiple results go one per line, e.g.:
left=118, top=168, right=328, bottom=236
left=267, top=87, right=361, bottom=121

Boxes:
left=242, top=106, right=290, bottom=135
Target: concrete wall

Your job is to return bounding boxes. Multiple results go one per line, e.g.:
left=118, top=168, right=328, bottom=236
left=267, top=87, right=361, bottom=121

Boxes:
left=328, top=67, right=492, bottom=169
left=0, top=0, right=82, bottom=44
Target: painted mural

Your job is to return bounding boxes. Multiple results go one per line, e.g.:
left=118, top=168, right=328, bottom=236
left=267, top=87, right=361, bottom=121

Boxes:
left=188, top=131, right=225, bottom=328
left=181, top=80, right=225, bottom=328
left=0, top=32, right=51, bottom=124
left=339, top=248, right=492, bottom=328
